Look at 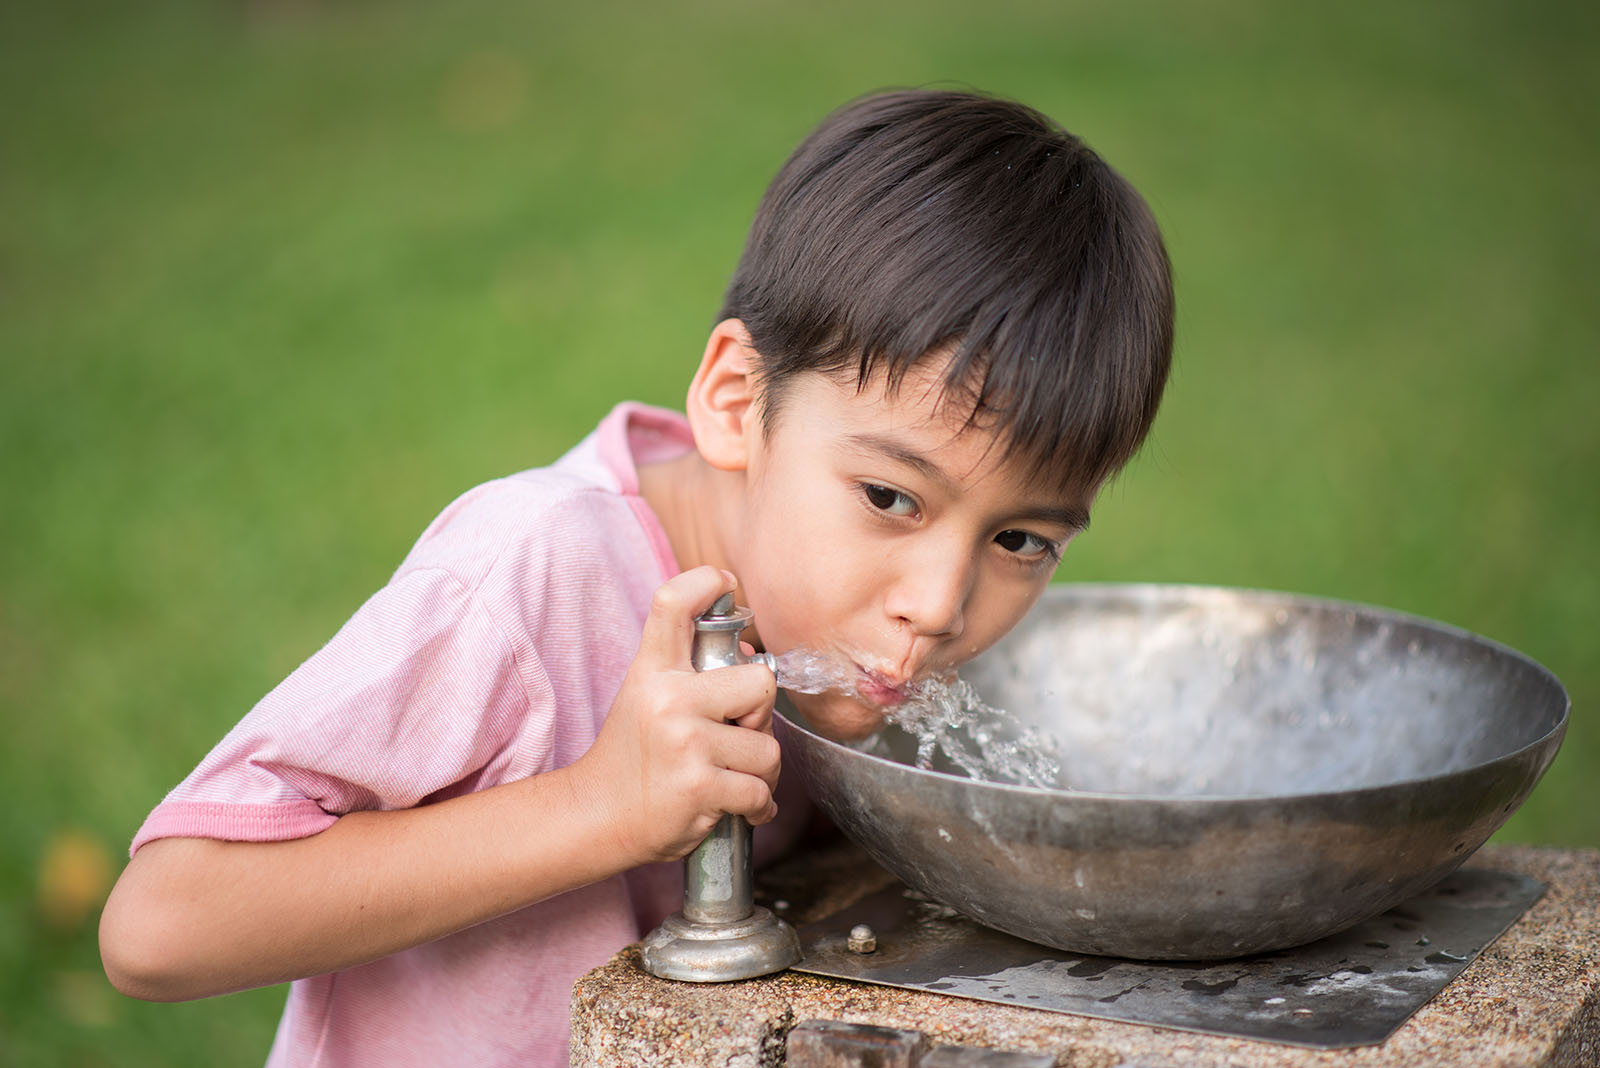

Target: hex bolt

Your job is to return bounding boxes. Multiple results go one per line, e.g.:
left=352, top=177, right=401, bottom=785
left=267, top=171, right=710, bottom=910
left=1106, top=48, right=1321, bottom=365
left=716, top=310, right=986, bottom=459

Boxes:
left=847, top=924, right=877, bottom=954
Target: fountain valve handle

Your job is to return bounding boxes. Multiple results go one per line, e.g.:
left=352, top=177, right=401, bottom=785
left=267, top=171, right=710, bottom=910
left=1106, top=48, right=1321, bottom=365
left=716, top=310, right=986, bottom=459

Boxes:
left=638, top=593, right=802, bottom=982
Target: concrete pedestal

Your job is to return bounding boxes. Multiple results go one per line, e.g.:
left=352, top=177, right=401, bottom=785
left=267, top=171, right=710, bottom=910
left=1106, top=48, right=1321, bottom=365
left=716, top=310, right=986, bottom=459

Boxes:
left=571, top=843, right=1600, bottom=1067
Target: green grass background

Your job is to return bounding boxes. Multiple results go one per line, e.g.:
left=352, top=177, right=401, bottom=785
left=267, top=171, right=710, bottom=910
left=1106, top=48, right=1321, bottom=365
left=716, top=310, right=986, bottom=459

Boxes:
left=2, top=0, right=1594, bottom=1063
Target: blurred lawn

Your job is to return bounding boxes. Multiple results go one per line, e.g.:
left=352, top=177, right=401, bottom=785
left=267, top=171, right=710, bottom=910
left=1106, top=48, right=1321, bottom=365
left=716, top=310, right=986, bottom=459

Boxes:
left=1, top=0, right=1595, bottom=1063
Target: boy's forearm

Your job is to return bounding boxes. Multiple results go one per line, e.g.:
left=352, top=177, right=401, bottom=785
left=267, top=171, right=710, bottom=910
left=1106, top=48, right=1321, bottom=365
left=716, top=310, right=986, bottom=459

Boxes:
left=100, top=764, right=630, bottom=1001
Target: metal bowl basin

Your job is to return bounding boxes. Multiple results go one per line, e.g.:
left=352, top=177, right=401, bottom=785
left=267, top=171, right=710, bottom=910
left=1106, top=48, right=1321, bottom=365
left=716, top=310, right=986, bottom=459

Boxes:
left=774, top=584, right=1568, bottom=960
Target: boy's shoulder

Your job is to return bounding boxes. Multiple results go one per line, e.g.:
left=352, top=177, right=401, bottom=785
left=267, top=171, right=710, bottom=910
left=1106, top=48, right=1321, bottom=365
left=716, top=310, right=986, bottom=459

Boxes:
left=392, top=404, right=687, bottom=601
left=394, top=466, right=630, bottom=595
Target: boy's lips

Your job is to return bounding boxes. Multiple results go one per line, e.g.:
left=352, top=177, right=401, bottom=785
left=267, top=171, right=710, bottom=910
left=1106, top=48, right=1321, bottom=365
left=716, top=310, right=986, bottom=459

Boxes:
left=855, top=668, right=909, bottom=707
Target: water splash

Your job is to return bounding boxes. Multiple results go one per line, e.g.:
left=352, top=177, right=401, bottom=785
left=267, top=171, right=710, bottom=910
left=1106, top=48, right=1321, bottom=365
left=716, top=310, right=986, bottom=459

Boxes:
left=760, top=647, right=1063, bottom=790
left=883, top=676, right=1063, bottom=790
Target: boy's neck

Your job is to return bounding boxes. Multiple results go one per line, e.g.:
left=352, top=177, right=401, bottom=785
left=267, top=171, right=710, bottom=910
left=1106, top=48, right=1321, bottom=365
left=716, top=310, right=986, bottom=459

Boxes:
left=637, top=450, right=742, bottom=598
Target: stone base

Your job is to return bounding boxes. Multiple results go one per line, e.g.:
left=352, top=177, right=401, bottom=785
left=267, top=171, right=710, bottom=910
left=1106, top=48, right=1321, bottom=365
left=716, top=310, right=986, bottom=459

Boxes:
left=571, top=844, right=1600, bottom=1067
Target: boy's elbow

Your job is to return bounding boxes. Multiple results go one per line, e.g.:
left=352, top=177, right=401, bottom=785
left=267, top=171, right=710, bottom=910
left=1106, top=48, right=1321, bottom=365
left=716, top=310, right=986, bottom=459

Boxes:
left=100, top=886, right=191, bottom=1001
left=99, top=846, right=216, bottom=1002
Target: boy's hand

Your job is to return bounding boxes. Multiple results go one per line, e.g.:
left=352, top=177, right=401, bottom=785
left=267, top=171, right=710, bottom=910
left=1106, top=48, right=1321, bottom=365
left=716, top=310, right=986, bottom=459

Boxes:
left=574, top=566, right=781, bottom=867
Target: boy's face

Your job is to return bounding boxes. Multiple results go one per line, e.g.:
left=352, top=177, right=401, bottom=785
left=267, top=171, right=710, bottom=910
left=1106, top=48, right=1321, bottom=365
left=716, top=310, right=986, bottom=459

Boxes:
left=732, top=361, right=1093, bottom=742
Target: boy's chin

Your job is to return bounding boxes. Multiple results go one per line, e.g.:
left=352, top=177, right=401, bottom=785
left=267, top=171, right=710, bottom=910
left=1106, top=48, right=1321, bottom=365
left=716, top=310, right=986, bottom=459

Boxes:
left=783, top=690, right=886, bottom=744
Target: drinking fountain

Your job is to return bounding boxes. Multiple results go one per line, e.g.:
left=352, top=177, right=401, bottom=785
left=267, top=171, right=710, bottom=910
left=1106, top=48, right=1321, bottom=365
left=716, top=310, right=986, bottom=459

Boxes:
left=639, top=594, right=802, bottom=982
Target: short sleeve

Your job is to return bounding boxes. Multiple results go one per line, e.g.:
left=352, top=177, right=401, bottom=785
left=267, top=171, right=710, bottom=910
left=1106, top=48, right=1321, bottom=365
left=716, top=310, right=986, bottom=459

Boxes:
left=131, top=565, right=531, bottom=853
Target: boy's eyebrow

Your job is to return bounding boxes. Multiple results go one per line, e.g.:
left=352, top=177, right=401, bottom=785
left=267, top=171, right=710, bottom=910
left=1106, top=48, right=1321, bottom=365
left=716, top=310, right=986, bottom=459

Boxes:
left=842, top=432, right=1092, bottom=533
left=1011, top=503, right=1093, bottom=535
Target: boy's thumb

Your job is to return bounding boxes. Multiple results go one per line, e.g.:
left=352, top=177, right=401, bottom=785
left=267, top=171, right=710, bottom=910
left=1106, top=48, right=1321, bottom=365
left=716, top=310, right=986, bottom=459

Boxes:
left=638, top=566, right=737, bottom=668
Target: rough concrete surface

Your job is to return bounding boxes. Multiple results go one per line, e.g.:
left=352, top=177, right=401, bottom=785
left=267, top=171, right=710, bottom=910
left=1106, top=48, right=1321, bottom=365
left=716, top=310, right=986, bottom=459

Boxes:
left=571, top=844, right=1600, bottom=1067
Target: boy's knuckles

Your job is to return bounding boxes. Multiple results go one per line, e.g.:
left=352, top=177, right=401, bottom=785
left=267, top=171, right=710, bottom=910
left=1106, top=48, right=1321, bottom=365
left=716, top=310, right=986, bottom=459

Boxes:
left=691, top=768, right=730, bottom=808
left=651, top=567, right=726, bottom=616
left=679, top=728, right=717, bottom=765
left=736, top=704, right=774, bottom=731
left=643, top=689, right=683, bottom=722
left=735, top=778, right=774, bottom=818
left=649, top=583, right=688, bottom=616
left=635, top=680, right=701, bottom=723
left=757, top=736, right=783, bottom=778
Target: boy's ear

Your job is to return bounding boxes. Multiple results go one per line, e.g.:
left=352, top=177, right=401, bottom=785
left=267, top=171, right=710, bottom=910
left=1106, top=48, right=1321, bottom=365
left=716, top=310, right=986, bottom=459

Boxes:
left=687, top=318, right=761, bottom=471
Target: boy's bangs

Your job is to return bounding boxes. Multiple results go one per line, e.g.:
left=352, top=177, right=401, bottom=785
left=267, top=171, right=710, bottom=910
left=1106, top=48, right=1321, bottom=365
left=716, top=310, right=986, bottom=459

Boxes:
left=728, top=89, right=1174, bottom=495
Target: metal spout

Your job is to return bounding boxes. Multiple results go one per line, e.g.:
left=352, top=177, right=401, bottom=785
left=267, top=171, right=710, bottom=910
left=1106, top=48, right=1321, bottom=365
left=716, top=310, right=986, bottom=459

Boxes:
left=638, top=593, right=802, bottom=982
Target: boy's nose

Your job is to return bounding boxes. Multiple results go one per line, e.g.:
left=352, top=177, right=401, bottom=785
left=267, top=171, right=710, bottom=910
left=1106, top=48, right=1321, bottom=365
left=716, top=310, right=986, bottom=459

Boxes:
left=883, top=544, right=973, bottom=641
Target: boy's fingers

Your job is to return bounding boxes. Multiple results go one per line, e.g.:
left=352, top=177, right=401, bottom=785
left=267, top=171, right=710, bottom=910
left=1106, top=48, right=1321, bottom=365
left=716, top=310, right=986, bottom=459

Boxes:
left=708, top=722, right=783, bottom=791
left=711, top=768, right=777, bottom=823
left=637, top=566, right=738, bottom=669
left=747, top=799, right=780, bottom=827
left=729, top=706, right=771, bottom=733
left=691, top=663, right=777, bottom=726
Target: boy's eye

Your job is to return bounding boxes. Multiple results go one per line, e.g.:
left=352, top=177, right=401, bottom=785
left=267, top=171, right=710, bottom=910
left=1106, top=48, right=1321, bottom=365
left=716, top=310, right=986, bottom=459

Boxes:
left=995, top=529, right=1057, bottom=558
left=862, top=483, right=918, bottom=517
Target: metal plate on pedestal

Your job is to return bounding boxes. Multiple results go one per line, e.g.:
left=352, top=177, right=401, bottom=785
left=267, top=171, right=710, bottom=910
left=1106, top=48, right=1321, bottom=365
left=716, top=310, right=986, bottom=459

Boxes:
left=794, top=868, right=1544, bottom=1050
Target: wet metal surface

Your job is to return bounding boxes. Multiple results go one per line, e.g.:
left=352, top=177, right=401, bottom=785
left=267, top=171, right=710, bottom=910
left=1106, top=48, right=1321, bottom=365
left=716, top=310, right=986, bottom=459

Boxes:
left=776, top=583, right=1569, bottom=959
left=795, top=868, right=1545, bottom=1049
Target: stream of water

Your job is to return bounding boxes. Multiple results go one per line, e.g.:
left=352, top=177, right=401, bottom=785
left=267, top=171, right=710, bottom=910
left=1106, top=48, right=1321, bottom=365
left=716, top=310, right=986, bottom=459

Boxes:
left=761, top=647, right=1063, bottom=790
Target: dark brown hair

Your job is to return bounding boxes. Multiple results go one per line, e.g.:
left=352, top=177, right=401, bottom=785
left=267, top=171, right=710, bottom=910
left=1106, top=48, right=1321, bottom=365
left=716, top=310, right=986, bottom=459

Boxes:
left=719, top=88, right=1174, bottom=495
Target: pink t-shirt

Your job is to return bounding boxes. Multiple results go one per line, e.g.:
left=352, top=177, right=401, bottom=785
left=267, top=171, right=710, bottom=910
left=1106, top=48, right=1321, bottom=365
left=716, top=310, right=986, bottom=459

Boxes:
left=133, top=403, right=792, bottom=1067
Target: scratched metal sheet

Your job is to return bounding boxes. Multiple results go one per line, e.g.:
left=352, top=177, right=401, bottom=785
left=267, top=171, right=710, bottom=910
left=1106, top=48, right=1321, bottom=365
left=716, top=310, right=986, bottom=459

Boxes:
left=794, top=868, right=1543, bottom=1049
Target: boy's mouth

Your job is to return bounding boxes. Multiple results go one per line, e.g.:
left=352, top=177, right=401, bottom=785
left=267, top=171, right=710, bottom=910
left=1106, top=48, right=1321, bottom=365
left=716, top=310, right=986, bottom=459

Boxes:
left=854, top=668, right=910, bottom=707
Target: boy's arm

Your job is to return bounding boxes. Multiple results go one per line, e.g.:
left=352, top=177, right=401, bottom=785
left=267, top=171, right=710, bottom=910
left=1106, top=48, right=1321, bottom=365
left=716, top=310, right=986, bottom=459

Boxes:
left=100, top=566, right=782, bottom=1002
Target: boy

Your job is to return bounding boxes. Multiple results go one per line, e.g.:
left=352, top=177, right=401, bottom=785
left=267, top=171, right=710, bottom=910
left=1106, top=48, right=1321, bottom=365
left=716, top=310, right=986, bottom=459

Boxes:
left=100, top=88, right=1173, bottom=1066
